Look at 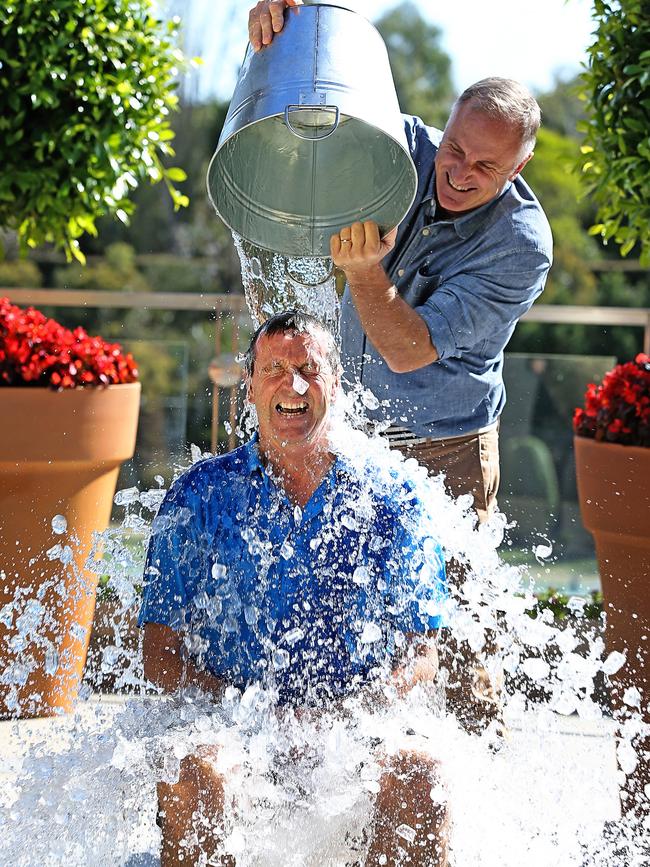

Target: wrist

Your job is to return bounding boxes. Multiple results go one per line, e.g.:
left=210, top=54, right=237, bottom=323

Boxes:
left=344, top=262, right=394, bottom=293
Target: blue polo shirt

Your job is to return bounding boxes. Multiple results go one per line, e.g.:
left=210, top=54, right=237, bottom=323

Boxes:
left=341, top=115, right=553, bottom=438
left=139, top=437, right=446, bottom=704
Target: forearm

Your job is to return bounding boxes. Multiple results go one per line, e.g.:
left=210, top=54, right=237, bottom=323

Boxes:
left=168, top=656, right=226, bottom=700
left=143, top=622, right=226, bottom=701
left=392, top=635, right=439, bottom=696
left=345, top=263, right=439, bottom=372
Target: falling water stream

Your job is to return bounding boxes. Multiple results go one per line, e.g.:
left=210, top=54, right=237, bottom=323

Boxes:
left=0, top=246, right=648, bottom=866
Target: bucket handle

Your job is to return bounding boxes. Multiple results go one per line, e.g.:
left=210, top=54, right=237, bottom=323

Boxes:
left=284, top=104, right=340, bottom=141
left=284, top=259, right=336, bottom=287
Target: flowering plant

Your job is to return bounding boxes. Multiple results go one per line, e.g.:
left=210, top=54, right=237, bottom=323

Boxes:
left=0, top=297, right=138, bottom=389
left=573, top=353, right=650, bottom=447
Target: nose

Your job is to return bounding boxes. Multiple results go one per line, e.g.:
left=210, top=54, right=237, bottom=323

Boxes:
left=451, top=155, right=472, bottom=183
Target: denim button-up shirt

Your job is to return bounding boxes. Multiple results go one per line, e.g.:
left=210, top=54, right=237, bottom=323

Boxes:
left=139, top=437, right=446, bottom=704
left=341, top=116, right=553, bottom=439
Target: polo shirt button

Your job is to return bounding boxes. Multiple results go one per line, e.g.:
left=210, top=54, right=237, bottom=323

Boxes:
left=398, top=269, right=405, bottom=277
left=422, top=228, right=430, bottom=236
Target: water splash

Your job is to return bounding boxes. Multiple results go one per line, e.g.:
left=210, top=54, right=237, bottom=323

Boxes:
left=2, top=251, right=649, bottom=863
left=2, top=417, right=648, bottom=863
left=232, top=232, right=340, bottom=336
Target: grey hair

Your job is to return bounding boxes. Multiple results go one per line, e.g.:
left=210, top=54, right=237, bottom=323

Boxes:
left=454, top=77, right=541, bottom=152
left=244, top=309, right=341, bottom=378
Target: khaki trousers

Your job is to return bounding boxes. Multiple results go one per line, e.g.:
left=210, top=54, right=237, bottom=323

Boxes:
left=390, top=425, right=500, bottom=524
left=390, top=424, right=504, bottom=735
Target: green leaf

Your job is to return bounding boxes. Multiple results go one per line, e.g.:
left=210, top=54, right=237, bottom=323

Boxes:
left=165, top=166, right=187, bottom=182
left=0, top=0, right=187, bottom=256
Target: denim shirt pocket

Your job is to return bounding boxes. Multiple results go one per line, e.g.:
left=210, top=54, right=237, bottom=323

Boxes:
left=401, top=267, right=442, bottom=308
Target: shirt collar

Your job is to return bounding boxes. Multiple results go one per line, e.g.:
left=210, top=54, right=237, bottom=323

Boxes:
left=243, top=433, right=265, bottom=477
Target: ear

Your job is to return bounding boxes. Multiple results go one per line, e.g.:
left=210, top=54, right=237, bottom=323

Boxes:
left=509, top=151, right=534, bottom=181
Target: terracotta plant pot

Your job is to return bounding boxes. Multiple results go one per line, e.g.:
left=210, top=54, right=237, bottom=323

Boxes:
left=0, top=383, right=140, bottom=719
left=574, top=435, right=650, bottom=817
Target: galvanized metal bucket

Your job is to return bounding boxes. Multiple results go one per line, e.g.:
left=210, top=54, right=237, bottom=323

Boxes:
left=207, top=1, right=417, bottom=258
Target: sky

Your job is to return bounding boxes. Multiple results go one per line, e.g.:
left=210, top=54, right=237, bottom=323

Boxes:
left=175, top=0, right=596, bottom=102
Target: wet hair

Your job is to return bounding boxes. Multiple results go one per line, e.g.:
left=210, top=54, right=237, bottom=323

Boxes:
left=244, top=310, right=341, bottom=377
left=454, top=77, right=541, bottom=152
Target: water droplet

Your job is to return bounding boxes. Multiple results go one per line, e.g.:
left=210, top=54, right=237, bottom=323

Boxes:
left=361, top=389, right=380, bottom=410
left=602, top=650, right=626, bottom=675
left=623, top=686, right=641, bottom=708
left=44, top=647, right=59, bottom=676
left=244, top=605, right=258, bottom=626
left=533, top=538, right=553, bottom=562
left=51, top=514, right=67, bottom=534
left=284, top=627, right=305, bottom=646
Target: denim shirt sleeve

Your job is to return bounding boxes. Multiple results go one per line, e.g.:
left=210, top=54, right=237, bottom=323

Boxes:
left=138, top=474, right=201, bottom=630
left=419, top=245, right=551, bottom=360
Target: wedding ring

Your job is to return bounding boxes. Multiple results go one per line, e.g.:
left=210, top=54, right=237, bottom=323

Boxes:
left=341, top=239, right=351, bottom=244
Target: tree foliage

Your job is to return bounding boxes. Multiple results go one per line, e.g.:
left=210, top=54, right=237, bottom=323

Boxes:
left=537, top=74, right=586, bottom=140
left=375, top=1, right=454, bottom=128
left=579, top=0, right=650, bottom=264
left=0, top=0, right=188, bottom=263
left=523, top=127, right=600, bottom=306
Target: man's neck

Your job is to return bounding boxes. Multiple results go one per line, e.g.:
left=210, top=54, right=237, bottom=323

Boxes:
left=259, top=441, right=335, bottom=507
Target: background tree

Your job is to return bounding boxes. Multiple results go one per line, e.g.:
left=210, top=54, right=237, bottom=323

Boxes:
left=579, top=0, right=650, bottom=264
left=537, top=73, right=587, bottom=140
left=375, top=1, right=454, bottom=127
left=0, top=0, right=187, bottom=262
left=523, top=126, right=600, bottom=307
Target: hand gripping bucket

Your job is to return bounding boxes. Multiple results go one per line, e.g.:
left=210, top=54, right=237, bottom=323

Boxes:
left=207, top=2, right=417, bottom=259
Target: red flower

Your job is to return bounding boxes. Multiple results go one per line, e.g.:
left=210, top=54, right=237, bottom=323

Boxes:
left=574, top=353, right=650, bottom=448
left=0, top=298, right=139, bottom=390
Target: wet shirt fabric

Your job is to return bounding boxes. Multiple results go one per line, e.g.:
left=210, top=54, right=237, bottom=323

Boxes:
left=341, top=115, right=553, bottom=440
left=139, top=437, right=446, bottom=705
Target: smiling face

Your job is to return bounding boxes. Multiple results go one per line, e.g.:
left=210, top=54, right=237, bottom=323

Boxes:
left=435, top=99, right=533, bottom=217
left=247, top=328, right=340, bottom=456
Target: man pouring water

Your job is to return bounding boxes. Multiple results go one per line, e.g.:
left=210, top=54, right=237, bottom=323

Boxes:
left=141, top=312, right=449, bottom=865
left=249, top=0, right=552, bottom=525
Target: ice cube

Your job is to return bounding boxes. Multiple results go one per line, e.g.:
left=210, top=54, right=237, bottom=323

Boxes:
left=352, top=565, right=370, bottom=585
left=272, top=648, right=290, bottom=670
left=51, top=514, right=67, bottom=534
left=360, top=622, right=382, bottom=644
left=284, top=627, right=305, bottom=646
left=113, top=487, right=140, bottom=506
left=212, top=562, right=227, bottom=581
left=292, top=373, right=309, bottom=395
left=396, top=823, right=416, bottom=844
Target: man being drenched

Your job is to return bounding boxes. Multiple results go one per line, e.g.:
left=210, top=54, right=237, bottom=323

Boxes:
left=140, top=311, right=449, bottom=866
